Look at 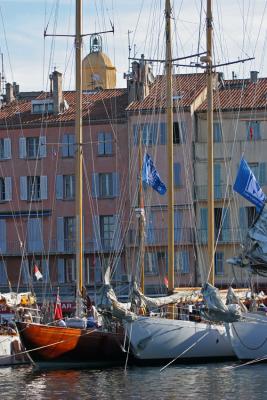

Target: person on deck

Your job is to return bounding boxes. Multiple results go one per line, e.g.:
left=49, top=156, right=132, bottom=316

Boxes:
left=86, top=297, right=101, bottom=328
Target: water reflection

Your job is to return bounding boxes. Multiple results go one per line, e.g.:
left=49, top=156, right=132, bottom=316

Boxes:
left=1, top=363, right=267, bottom=400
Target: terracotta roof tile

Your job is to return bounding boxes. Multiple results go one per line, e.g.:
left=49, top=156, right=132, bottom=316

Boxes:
left=197, top=78, right=267, bottom=112
left=126, top=73, right=207, bottom=112
left=0, top=89, right=128, bottom=129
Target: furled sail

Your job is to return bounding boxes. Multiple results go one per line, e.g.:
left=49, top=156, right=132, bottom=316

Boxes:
left=227, top=204, right=267, bottom=275
left=201, top=283, right=242, bottom=323
left=98, top=283, right=136, bottom=322
left=132, top=284, right=201, bottom=309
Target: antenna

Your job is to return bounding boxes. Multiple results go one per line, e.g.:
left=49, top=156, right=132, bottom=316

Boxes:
left=0, top=52, right=5, bottom=97
left=127, top=30, right=133, bottom=73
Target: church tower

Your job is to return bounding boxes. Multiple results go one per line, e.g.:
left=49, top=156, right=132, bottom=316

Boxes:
left=82, top=34, right=116, bottom=90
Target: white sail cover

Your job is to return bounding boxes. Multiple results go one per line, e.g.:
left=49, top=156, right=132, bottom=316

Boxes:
left=132, top=285, right=201, bottom=309
left=227, top=204, right=267, bottom=274
left=201, top=283, right=242, bottom=323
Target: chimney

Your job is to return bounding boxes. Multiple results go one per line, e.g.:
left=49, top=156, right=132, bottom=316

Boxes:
left=250, top=71, right=259, bottom=83
left=5, top=83, right=14, bottom=103
left=13, top=82, right=19, bottom=97
left=52, top=70, right=63, bottom=113
left=127, top=55, right=154, bottom=104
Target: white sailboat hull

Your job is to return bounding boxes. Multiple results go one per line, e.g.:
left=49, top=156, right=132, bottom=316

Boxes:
left=227, top=313, right=267, bottom=360
left=125, top=316, right=235, bottom=361
left=0, top=334, right=28, bottom=366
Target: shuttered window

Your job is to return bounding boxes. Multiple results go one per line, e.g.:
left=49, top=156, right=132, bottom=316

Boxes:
left=62, top=134, right=75, bottom=157
left=98, top=132, right=112, bottom=155
left=0, top=139, right=11, bottom=160
left=92, top=172, right=119, bottom=198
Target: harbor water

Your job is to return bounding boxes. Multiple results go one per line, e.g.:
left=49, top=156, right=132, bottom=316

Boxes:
left=1, top=362, right=267, bottom=400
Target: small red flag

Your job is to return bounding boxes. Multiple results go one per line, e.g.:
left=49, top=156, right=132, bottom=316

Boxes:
left=54, top=293, right=63, bottom=320
left=164, top=276, right=168, bottom=288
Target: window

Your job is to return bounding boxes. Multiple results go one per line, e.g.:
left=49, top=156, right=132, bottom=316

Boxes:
left=65, top=258, right=76, bottom=282
left=134, top=123, right=167, bottom=146
left=0, top=261, right=8, bottom=284
left=19, top=137, right=46, bottom=159
left=63, top=175, right=75, bottom=200
left=0, top=178, right=5, bottom=201
left=31, top=100, right=54, bottom=114
left=64, top=217, right=76, bottom=251
left=0, top=140, right=4, bottom=159
left=21, top=176, right=47, bottom=201
left=173, top=122, right=186, bottom=144
left=174, top=251, right=190, bottom=274
left=100, top=215, right=115, bottom=249
left=62, top=134, right=75, bottom=158
left=98, top=132, right=112, bottom=155
left=99, top=173, right=113, bottom=197
left=247, top=206, right=257, bottom=227
left=27, top=218, right=43, bottom=252
left=215, top=207, right=230, bottom=242
left=28, top=176, right=41, bottom=200
left=174, top=163, right=182, bottom=187
left=92, top=172, right=119, bottom=198
left=215, top=252, right=224, bottom=275
left=248, top=162, right=267, bottom=186
left=26, top=137, right=40, bottom=158
left=247, top=121, right=261, bottom=140
left=173, top=122, right=182, bottom=144
left=144, top=252, right=158, bottom=275
left=0, top=138, right=11, bottom=160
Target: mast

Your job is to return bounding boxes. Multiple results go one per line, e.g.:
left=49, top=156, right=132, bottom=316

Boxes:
left=138, top=128, right=145, bottom=293
left=165, top=0, right=174, bottom=305
left=206, top=0, right=214, bottom=285
left=75, top=0, right=83, bottom=316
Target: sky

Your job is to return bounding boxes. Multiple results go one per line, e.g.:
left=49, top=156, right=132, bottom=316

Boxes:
left=0, top=0, right=267, bottom=92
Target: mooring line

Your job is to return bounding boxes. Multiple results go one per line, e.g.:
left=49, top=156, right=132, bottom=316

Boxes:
left=160, top=331, right=210, bottom=372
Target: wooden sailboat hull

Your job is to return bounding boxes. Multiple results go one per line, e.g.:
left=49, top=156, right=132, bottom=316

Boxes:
left=0, top=333, right=29, bottom=366
left=16, top=322, right=126, bottom=368
left=226, top=313, right=267, bottom=361
left=125, top=316, right=235, bottom=362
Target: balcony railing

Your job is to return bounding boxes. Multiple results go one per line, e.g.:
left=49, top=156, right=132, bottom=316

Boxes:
left=2, top=239, right=94, bottom=256
left=127, top=228, right=194, bottom=246
left=197, top=228, right=246, bottom=244
left=194, top=184, right=233, bottom=201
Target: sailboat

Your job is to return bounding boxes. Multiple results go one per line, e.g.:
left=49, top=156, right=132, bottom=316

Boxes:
left=121, top=0, right=235, bottom=362
left=217, top=161, right=267, bottom=361
left=0, top=292, right=33, bottom=366
left=15, top=0, right=126, bottom=369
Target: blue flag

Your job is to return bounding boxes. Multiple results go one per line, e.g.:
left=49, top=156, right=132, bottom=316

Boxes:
left=233, top=158, right=266, bottom=212
left=142, top=153, right=167, bottom=195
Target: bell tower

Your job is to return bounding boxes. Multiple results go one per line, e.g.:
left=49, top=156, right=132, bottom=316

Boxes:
left=82, top=34, right=116, bottom=90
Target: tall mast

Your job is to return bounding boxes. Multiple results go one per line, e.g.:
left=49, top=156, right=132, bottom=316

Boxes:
left=206, top=0, right=214, bottom=285
left=138, top=128, right=145, bottom=293
left=75, top=0, right=83, bottom=316
left=166, top=0, right=174, bottom=300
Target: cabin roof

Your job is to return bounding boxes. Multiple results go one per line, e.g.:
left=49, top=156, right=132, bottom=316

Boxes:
left=197, top=78, right=267, bottom=112
left=126, top=73, right=207, bottom=112
left=0, top=89, right=128, bottom=129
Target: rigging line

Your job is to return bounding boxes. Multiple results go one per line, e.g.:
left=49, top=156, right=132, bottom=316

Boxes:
left=131, top=0, right=145, bottom=57
left=124, top=322, right=132, bottom=372
left=160, top=330, right=209, bottom=372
